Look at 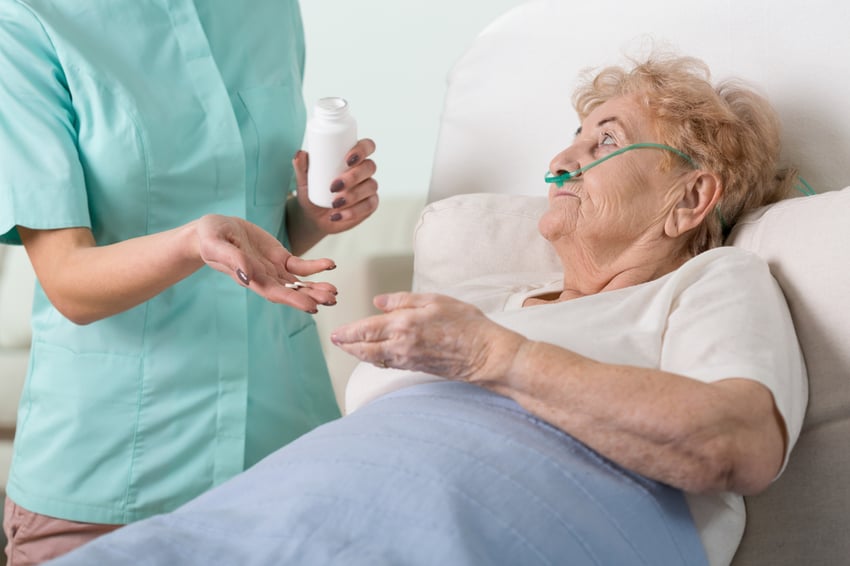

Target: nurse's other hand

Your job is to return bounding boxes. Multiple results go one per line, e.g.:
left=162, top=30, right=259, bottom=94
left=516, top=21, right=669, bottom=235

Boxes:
left=292, top=138, right=379, bottom=235
left=196, top=215, right=338, bottom=313
left=330, top=292, right=527, bottom=384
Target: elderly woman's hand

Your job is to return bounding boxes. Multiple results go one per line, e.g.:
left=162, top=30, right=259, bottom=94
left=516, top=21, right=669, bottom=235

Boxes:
left=197, top=214, right=338, bottom=313
left=331, top=292, right=528, bottom=383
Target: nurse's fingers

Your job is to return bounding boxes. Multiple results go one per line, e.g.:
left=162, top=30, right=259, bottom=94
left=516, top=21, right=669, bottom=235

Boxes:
left=330, top=175, right=378, bottom=212
left=204, top=258, right=253, bottom=287
left=292, top=149, right=309, bottom=193
left=246, top=265, right=338, bottom=312
left=284, top=281, right=338, bottom=307
left=325, top=193, right=379, bottom=227
left=252, top=281, right=326, bottom=313
left=284, top=255, right=337, bottom=277
left=344, top=138, right=376, bottom=167
left=331, top=158, right=377, bottom=200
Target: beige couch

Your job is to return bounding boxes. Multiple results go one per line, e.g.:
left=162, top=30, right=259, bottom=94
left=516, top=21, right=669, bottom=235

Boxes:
left=0, top=245, right=33, bottom=493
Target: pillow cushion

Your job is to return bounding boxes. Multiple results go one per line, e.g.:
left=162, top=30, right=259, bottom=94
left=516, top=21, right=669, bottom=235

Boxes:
left=726, top=186, right=850, bottom=565
left=412, top=193, right=556, bottom=293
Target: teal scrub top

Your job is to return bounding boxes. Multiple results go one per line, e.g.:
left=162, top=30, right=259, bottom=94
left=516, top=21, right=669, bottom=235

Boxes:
left=0, top=0, right=341, bottom=524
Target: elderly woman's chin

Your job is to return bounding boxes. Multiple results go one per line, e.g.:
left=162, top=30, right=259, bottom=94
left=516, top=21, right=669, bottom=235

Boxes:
left=537, top=203, right=579, bottom=242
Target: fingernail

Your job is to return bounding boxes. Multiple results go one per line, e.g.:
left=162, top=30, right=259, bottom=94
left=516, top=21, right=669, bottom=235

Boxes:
left=347, top=154, right=360, bottom=166
left=292, top=150, right=303, bottom=160
left=332, top=197, right=346, bottom=209
left=323, top=300, right=337, bottom=306
left=330, top=213, right=342, bottom=222
left=326, top=264, right=337, bottom=271
left=236, top=268, right=250, bottom=285
left=309, top=308, right=319, bottom=314
left=330, top=180, right=344, bottom=193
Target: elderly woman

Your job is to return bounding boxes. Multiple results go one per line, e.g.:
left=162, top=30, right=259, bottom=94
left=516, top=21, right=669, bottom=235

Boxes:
left=46, top=55, right=806, bottom=566
left=332, top=54, right=807, bottom=566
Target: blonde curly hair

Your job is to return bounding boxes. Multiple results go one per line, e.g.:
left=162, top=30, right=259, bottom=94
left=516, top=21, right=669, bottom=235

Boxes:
left=572, top=54, right=797, bottom=255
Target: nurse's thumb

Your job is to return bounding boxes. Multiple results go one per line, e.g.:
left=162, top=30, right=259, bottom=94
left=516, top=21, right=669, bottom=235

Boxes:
left=292, top=150, right=309, bottom=190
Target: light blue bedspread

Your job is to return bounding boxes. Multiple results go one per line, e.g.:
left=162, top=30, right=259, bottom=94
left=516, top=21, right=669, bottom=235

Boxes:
left=50, top=382, right=708, bottom=565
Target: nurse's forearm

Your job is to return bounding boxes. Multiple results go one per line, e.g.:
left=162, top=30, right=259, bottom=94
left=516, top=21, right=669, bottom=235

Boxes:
left=18, top=223, right=203, bottom=325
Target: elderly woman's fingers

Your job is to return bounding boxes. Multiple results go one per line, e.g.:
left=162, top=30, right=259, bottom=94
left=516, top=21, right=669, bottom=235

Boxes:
left=331, top=312, right=393, bottom=346
left=372, top=292, right=451, bottom=313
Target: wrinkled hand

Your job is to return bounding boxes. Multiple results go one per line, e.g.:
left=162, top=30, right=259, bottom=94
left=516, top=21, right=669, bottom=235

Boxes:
left=196, top=214, right=338, bottom=313
left=331, top=292, right=527, bottom=383
left=293, top=138, right=379, bottom=235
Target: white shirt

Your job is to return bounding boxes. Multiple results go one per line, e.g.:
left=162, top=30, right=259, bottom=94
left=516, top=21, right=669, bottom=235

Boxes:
left=346, top=247, right=808, bottom=566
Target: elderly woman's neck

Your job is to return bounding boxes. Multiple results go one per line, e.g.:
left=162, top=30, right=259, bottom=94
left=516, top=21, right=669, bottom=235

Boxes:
left=537, top=241, right=690, bottom=304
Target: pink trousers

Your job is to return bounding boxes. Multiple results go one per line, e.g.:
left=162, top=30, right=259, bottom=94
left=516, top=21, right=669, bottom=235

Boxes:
left=3, top=497, right=121, bottom=566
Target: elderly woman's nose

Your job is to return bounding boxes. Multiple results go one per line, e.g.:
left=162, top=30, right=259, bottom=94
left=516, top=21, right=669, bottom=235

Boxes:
left=549, top=153, right=582, bottom=177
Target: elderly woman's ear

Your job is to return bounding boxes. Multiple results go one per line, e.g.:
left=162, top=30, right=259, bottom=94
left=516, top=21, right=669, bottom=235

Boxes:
left=664, top=172, right=722, bottom=238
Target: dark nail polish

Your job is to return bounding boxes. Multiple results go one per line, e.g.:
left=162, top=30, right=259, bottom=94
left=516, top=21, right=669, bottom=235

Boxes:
left=347, top=154, right=360, bottom=166
left=327, top=264, right=337, bottom=271
left=332, top=197, right=346, bottom=209
left=330, top=180, right=344, bottom=193
left=309, top=309, right=319, bottom=314
left=323, top=300, right=337, bottom=306
left=330, top=213, right=342, bottom=222
left=236, top=269, right=250, bottom=285
left=292, top=150, right=303, bottom=160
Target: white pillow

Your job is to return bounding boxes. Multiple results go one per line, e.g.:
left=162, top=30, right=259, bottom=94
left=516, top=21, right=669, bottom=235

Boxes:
left=412, top=193, right=559, bottom=293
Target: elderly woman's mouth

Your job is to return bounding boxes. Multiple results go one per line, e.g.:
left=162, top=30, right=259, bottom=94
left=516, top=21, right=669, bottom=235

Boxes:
left=554, top=188, right=580, bottom=199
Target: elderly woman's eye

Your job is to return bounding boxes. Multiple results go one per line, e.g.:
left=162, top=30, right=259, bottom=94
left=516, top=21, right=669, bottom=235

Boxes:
left=600, top=133, right=617, bottom=146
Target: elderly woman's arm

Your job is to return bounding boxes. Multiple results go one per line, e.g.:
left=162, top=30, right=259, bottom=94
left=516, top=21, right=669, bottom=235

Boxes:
left=331, top=292, right=787, bottom=496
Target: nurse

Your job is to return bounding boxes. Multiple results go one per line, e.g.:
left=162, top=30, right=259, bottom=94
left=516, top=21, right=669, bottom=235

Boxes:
left=0, top=1, right=377, bottom=563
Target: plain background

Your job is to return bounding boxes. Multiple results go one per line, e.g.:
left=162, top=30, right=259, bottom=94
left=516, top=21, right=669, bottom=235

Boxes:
left=299, top=0, right=524, bottom=201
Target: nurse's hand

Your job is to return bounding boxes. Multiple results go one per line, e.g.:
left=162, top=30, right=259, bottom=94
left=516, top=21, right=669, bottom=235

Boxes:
left=197, top=215, right=338, bottom=313
left=287, top=139, right=379, bottom=254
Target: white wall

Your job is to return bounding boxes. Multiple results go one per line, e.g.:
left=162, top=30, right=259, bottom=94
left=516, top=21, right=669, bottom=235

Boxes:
left=299, top=0, right=524, bottom=201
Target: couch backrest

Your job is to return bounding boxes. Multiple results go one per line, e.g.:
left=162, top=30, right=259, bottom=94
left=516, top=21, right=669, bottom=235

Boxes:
left=429, top=0, right=850, bottom=204
left=0, top=244, right=35, bottom=351
left=426, top=1, right=850, bottom=563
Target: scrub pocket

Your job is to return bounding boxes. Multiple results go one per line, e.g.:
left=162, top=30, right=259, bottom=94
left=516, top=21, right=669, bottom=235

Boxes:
left=12, top=342, right=142, bottom=509
left=239, top=85, right=306, bottom=206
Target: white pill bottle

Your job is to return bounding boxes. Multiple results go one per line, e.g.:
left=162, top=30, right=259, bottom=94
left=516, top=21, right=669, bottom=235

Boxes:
left=305, top=97, right=358, bottom=208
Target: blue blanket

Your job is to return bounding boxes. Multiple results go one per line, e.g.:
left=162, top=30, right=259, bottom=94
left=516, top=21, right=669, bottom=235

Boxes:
left=50, top=382, right=707, bottom=565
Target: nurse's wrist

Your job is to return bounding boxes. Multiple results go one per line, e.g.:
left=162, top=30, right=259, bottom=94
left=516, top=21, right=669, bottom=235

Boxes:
left=285, top=197, right=325, bottom=256
left=179, top=219, right=206, bottom=267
